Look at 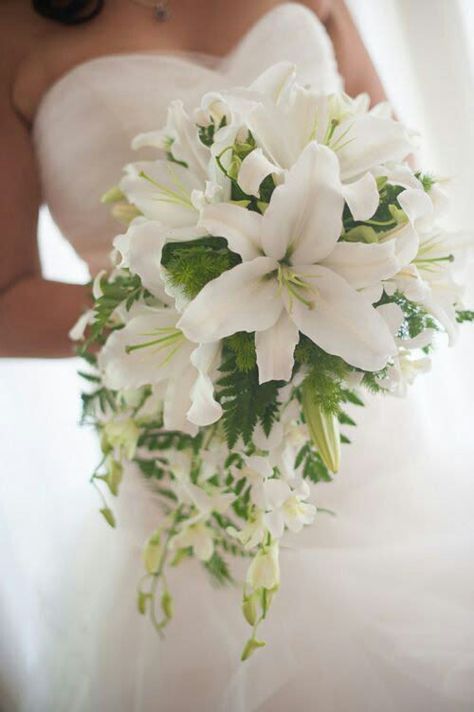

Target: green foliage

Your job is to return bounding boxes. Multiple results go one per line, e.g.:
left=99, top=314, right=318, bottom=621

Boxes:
left=203, top=551, right=234, bottom=586
left=217, top=351, right=282, bottom=447
left=342, top=181, right=405, bottom=236
left=378, top=291, right=439, bottom=338
left=80, top=386, right=117, bottom=424
left=295, top=443, right=332, bottom=483
left=162, top=237, right=241, bottom=299
left=415, top=171, right=436, bottom=192
left=225, top=332, right=257, bottom=372
left=456, top=309, right=474, bottom=323
left=294, top=337, right=348, bottom=415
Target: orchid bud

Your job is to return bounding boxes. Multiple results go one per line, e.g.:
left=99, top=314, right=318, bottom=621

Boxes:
left=143, top=531, right=162, bottom=574
left=241, top=636, right=266, bottom=662
left=161, top=589, right=173, bottom=620
left=242, top=591, right=259, bottom=626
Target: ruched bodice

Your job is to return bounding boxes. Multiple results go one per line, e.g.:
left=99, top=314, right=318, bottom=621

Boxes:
left=32, top=3, right=342, bottom=274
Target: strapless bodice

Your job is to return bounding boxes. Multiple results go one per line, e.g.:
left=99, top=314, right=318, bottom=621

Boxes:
left=32, top=3, right=342, bottom=273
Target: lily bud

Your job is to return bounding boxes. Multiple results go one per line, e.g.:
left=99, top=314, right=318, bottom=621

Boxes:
left=99, top=507, right=116, bottom=528
left=111, top=202, right=142, bottom=226
left=302, top=380, right=341, bottom=474
left=105, top=457, right=123, bottom=496
left=343, top=225, right=378, bottom=244
left=100, top=185, right=125, bottom=204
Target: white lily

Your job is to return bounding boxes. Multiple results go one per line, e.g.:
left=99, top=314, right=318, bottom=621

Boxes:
left=178, top=143, right=398, bottom=383
left=237, top=79, right=414, bottom=220
left=98, top=305, right=222, bottom=434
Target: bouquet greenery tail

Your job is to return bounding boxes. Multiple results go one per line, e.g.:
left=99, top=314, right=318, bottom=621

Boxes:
left=72, top=62, right=473, bottom=660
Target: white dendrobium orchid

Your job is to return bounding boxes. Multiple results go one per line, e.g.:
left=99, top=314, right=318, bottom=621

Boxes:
left=254, top=479, right=316, bottom=539
left=170, top=520, right=215, bottom=561
left=246, top=540, right=280, bottom=591
left=178, top=143, right=399, bottom=383
left=98, top=305, right=222, bottom=434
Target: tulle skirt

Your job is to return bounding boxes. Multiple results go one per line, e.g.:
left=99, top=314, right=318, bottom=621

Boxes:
left=3, top=328, right=474, bottom=712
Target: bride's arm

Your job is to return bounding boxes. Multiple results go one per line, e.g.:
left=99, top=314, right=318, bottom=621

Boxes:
left=307, top=0, right=387, bottom=105
left=0, top=88, right=91, bottom=359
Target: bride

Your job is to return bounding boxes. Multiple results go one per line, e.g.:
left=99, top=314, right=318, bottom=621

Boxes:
left=2, top=1, right=474, bottom=710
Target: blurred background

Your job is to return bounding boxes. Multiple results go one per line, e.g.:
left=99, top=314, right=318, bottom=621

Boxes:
left=1, top=0, right=474, bottom=702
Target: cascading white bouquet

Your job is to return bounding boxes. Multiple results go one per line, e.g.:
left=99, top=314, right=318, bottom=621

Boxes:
left=72, top=63, right=473, bottom=660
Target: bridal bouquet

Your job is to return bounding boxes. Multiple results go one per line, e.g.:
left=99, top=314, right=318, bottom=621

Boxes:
left=73, top=63, right=472, bottom=659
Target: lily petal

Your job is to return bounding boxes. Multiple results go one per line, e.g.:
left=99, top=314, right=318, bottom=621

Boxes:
left=342, top=172, right=379, bottom=221
left=199, top=203, right=263, bottom=260
left=238, top=148, right=282, bottom=197
left=286, top=265, right=397, bottom=371
left=261, top=143, right=344, bottom=264
left=177, top=256, right=282, bottom=343
left=187, top=342, right=223, bottom=426
left=120, top=160, right=200, bottom=227
left=321, top=240, right=399, bottom=289
left=336, top=114, right=415, bottom=181
left=255, top=311, right=299, bottom=383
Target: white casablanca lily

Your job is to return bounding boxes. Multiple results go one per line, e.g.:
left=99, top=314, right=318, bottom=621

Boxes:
left=98, top=304, right=222, bottom=434
left=170, top=520, right=215, bottom=561
left=119, top=159, right=215, bottom=229
left=132, top=100, right=210, bottom=181
left=253, top=478, right=316, bottom=539
left=178, top=143, right=399, bottom=383
left=237, top=79, right=414, bottom=220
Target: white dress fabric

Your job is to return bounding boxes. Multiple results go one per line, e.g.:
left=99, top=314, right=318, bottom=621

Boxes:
left=8, top=3, right=474, bottom=710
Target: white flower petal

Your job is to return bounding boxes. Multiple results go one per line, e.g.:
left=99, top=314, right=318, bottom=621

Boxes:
left=113, top=220, right=169, bottom=301
left=163, top=366, right=198, bottom=436
left=238, top=148, right=282, bottom=197
left=342, top=172, right=379, bottom=221
left=376, top=303, right=404, bottom=336
left=249, top=61, right=296, bottom=103
left=287, top=265, right=397, bottom=371
left=120, top=160, right=200, bottom=227
left=199, top=203, right=263, bottom=260
left=166, top=100, right=210, bottom=180
left=261, top=143, right=344, bottom=264
left=255, top=311, right=299, bottom=383
left=321, top=240, right=399, bottom=289
left=264, top=509, right=285, bottom=539
left=336, top=114, right=415, bottom=181
left=398, top=187, right=434, bottom=230
left=187, top=342, right=223, bottom=426
left=177, top=257, right=282, bottom=343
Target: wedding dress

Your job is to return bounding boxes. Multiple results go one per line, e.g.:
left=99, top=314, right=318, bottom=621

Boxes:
left=8, top=3, right=474, bottom=710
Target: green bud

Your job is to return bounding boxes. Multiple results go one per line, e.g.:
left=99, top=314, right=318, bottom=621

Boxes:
left=375, top=176, right=388, bottom=190
left=302, top=380, right=341, bottom=474
left=137, top=591, right=151, bottom=615
left=100, top=185, right=125, bottom=204
left=227, top=156, right=241, bottom=181
left=242, top=592, right=259, bottom=627
left=161, top=590, right=173, bottom=620
left=99, top=507, right=116, bottom=528
left=343, top=225, right=378, bottom=244
left=241, top=637, right=266, bottom=662
left=105, top=458, right=123, bottom=496
left=143, top=531, right=162, bottom=574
